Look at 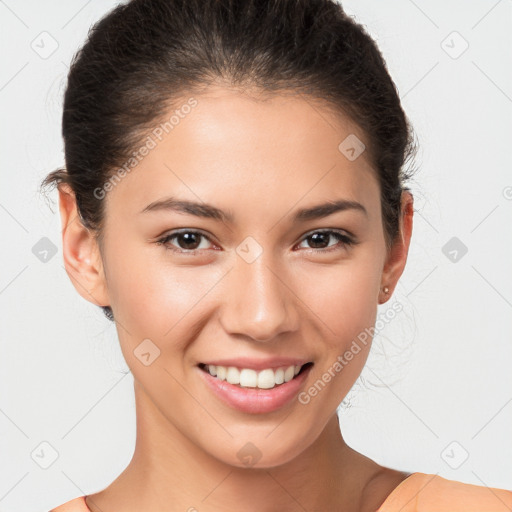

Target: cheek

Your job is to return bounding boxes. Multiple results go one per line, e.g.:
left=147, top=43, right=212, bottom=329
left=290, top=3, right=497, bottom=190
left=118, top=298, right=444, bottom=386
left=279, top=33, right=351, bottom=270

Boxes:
left=104, top=227, right=383, bottom=347
left=301, top=256, right=381, bottom=341
left=104, top=240, right=225, bottom=340
left=299, top=256, right=381, bottom=400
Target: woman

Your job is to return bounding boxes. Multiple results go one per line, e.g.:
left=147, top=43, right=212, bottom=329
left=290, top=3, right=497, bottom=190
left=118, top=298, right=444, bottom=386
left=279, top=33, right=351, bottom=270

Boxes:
left=43, top=0, right=512, bottom=510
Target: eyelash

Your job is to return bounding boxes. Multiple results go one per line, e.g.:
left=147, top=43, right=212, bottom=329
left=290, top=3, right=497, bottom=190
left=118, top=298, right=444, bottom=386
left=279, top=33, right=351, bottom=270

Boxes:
left=156, top=229, right=357, bottom=255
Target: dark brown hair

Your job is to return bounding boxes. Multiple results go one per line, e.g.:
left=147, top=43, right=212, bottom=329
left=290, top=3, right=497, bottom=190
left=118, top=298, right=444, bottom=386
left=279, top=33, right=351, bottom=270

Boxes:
left=41, top=0, right=418, bottom=322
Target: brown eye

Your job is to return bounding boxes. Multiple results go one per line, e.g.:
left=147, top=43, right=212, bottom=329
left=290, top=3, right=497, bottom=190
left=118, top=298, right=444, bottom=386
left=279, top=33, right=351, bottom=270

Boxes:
left=157, top=230, right=213, bottom=253
left=156, top=228, right=356, bottom=256
left=297, top=230, right=355, bottom=252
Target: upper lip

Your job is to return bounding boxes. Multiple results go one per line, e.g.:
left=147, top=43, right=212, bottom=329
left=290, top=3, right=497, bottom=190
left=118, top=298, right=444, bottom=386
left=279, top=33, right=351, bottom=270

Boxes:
left=200, top=357, right=312, bottom=371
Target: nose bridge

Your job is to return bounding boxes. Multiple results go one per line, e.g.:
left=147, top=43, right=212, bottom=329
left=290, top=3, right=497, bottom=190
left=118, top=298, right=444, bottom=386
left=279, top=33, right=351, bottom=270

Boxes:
left=221, top=248, right=297, bottom=342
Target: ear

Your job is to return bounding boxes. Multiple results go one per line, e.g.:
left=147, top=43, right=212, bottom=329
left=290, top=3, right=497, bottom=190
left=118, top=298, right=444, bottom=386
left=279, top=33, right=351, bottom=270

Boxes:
left=379, top=190, right=414, bottom=304
left=58, top=183, right=110, bottom=309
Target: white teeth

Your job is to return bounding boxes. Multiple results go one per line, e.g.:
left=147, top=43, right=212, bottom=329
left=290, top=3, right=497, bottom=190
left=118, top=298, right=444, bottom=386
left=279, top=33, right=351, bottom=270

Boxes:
left=226, top=366, right=240, bottom=385
left=206, top=364, right=306, bottom=389
left=284, top=366, right=295, bottom=382
left=257, top=369, right=276, bottom=389
left=239, top=368, right=258, bottom=387
left=216, top=365, right=226, bottom=380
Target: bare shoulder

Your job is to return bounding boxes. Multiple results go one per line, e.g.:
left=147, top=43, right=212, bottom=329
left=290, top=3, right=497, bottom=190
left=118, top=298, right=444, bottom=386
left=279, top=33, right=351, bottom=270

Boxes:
left=49, top=496, right=90, bottom=512
left=418, top=473, right=512, bottom=508
left=376, top=472, right=512, bottom=512
left=360, top=467, right=413, bottom=512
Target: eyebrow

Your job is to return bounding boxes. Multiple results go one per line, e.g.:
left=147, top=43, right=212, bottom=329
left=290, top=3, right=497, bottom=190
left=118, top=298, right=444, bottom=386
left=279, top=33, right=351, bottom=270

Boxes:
left=140, top=196, right=367, bottom=223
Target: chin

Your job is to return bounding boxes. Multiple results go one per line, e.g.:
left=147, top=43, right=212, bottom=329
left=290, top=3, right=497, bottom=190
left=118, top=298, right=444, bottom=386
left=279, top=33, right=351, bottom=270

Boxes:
left=204, top=429, right=312, bottom=470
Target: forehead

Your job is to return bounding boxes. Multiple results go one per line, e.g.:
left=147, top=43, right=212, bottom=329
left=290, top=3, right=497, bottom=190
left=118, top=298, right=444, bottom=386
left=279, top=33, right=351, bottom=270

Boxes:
left=104, top=86, right=380, bottom=223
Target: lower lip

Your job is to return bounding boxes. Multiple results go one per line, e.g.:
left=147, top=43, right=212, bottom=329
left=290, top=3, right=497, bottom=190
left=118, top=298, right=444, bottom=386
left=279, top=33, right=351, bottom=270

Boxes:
left=198, top=365, right=313, bottom=414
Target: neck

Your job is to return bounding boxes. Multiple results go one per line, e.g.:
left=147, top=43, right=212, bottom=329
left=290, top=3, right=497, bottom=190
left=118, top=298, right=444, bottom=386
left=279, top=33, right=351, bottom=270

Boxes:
left=86, top=380, right=378, bottom=512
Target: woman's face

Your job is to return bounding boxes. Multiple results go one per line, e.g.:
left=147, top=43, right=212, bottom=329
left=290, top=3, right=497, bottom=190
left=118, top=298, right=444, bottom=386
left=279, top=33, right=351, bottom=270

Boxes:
left=87, top=86, right=408, bottom=467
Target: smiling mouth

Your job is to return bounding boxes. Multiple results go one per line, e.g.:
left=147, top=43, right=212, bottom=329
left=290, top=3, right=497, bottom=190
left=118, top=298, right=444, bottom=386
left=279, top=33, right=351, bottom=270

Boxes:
left=198, top=362, right=314, bottom=390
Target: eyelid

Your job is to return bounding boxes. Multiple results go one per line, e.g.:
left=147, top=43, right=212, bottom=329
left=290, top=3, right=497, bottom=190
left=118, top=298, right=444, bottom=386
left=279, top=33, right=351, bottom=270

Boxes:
left=157, top=227, right=355, bottom=241
left=296, top=229, right=357, bottom=252
left=156, top=227, right=357, bottom=254
left=300, top=227, right=355, bottom=240
left=156, top=228, right=218, bottom=250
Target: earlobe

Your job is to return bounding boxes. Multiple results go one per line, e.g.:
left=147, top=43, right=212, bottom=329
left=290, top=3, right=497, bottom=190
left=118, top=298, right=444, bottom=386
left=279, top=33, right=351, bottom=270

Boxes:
left=58, top=183, right=110, bottom=308
left=379, top=191, right=414, bottom=304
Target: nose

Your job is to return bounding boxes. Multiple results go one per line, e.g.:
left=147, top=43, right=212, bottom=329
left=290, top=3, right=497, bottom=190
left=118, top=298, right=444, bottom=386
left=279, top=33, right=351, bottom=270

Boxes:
left=219, top=253, right=299, bottom=343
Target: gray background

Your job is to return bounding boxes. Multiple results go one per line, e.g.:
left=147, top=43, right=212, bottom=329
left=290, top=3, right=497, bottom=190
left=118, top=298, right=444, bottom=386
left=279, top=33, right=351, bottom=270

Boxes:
left=1, top=0, right=511, bottom=510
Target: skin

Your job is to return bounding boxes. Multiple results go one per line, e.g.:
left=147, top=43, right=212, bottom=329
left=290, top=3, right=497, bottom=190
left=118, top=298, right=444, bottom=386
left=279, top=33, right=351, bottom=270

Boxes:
left=57, top=85, right=414, bottom=512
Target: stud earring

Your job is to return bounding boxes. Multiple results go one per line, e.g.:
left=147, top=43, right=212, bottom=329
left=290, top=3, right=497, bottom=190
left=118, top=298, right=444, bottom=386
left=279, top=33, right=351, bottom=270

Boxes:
left=383, top=286, right=389, bottom=294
